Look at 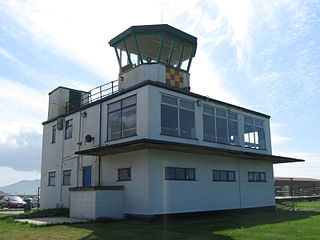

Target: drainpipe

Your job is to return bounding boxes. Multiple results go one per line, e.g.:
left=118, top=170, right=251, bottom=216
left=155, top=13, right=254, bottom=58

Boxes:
left=98, top=102, right=102, bottom=186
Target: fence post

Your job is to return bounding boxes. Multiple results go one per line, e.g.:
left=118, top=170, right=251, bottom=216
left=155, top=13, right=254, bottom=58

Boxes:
left=290, top=178, right=295, bottom=210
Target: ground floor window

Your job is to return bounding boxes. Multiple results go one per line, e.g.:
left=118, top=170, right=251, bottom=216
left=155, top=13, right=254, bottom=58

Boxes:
left=248, top=171, right=266, bottom=182
left=48, top=171, right=56, bottom=186
left=118, top=168, right=131, bottom=181
left=212, top=170, right=236, bottom=182
left=165, top=167, right=196, bottom=180
left=62, top=170, right=71, bottom=185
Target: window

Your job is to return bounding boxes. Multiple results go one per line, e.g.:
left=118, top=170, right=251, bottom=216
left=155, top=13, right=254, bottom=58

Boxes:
left=212, top=170, right=236, bottom=182
left=108, top=95, right=136, bottom=141
left=65, top=119, right=73, bottom=139
left=244, top=116, right=266, bottom=149
left=118, top=168, right=131, bottom=181
left=161, top=95, right=195, bottom=138
left=248, top=171, right=266, bottom=182
left=48, top=171, right=56, bottom=186
left=51, top=125, right=56, bottom=143
left=62, top=170, right=71, bottom=185
left=203, top=106, right=239, bottom=145
left=165, top=167, right=196, bottom=180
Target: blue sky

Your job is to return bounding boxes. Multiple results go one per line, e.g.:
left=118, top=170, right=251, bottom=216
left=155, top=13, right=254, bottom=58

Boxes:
left=0, top=0, right=319, bottom=186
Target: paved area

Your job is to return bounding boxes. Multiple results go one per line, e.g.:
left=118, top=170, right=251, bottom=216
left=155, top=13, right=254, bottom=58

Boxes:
left=15, top=217, right=89, bottom=226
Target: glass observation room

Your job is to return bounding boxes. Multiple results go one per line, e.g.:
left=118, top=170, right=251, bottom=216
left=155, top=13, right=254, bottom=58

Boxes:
left=109, top=24, right=197, bottom=73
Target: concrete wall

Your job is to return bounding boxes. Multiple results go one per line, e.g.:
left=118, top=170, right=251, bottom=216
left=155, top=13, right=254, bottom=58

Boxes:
left=70, top=189, right=124, bottom=220
left=148, top=149, right=275, bottom=215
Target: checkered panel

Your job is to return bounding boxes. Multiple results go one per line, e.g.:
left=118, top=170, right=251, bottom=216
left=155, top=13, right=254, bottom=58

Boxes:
left=165, top=67, right=184, bottom=88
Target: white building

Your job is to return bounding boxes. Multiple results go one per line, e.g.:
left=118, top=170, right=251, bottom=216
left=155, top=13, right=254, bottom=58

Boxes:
left=40, top=24, right=303, bottom=219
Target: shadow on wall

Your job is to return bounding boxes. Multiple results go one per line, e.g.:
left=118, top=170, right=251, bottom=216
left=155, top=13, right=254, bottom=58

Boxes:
left=73, top=209, right=320, bottom=240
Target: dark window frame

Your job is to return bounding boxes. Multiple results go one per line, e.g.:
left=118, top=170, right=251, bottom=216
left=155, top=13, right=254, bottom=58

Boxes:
left=107, top=95, right=137, bottom=141
left=51, top=125, right=56, bottom=143
left=212, top=170, right=236, bottom=182
left=65, top=119, right=73, bottom=139
left=48, top=171, right=56, bottom=186
left=165, top=167, right=196, bottom=181
left=118, top=168, right=131, bottom=181
left=248, top=171, right=267, bottom=182
left=244, top=116, right=266, bottom=150
left=62, top=170, right=71, bottom=186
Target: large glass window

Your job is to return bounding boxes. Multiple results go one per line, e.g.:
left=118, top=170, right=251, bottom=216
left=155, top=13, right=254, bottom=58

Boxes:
left=48, top=171, right=56, bottom=186
left=161, top=95, right=195, bottom=138
left=165, top=167, right=196, bottom=180
left=65, top=119, right=73, bottom=139
left=108, top=95, right=137, bottom=141
left=203, top=106, right=239, bottom=145
left=244, top=116, right=266, bottom=150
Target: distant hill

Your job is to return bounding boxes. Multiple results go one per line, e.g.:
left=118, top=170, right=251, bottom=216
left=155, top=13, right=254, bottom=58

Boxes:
left=0, top=179, right=40, bottom=195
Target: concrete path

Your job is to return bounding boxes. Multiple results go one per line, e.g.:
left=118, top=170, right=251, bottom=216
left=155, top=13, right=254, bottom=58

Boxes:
left=15, top=217, right=89, bottom=226
left=0, top=210, right=24, bottom=214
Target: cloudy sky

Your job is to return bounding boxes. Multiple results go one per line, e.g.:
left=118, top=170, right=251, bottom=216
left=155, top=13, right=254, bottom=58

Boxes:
left=0, top=0, right=319, bottom=186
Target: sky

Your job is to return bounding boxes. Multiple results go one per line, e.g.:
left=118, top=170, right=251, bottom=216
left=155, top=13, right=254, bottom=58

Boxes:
left=0, top=0, right=319, bottom=186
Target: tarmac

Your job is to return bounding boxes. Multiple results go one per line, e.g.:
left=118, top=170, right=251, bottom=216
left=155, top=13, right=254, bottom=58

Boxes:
left=15, top=217, right=89, bottom=226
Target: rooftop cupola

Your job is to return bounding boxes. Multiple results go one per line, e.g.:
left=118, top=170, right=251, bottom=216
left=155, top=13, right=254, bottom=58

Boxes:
left=109, top=24, right=197, bottom=91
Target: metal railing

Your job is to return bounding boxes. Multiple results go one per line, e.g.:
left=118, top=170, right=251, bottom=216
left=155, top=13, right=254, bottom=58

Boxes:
left=81, top=79, right=118, bottom=106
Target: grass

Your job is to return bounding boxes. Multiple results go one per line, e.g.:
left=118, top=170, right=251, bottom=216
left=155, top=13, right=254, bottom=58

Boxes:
left=1, top=201, right=320, bottom=240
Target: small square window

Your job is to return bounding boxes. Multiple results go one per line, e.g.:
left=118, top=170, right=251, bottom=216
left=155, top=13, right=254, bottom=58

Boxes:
left=118, top=168, right=131, bottom=181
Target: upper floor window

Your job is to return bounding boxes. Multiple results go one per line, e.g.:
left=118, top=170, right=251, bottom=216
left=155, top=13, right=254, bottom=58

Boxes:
left=65, top=119, right=73, bottom=139
left=203, top=106, right=239, bottom=145
left=161, top=95, right=195, bottom=138
left=108, top=95, right=137, bottom=141
left=62, top=170, right=71, bottom=185
left=212, top=170, right=236, bottom=182
left=48, top=171, right=56, bottom=186
left=244, top=116, right=266, bottom=150
left=165, top=167, right=196, bottom=180
left=248, top=171, right=266, bottom=182
left=51, top=125, right=56, bottom=143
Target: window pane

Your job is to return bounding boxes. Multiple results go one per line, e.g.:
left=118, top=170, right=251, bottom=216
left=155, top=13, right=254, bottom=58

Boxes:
left=108, top=101, right=121, bottom=112
left=220, top=171, right=228, bottom=181
left=228, top=171, right=235, bottom=181
left=244, top=124, right=255, bottom=147
left=228, top=120, right=239, bottom=145
left=122, top=106, right=136, bottom=138
left=228, top=112, right=237, bottom=121
left=216, top=118, right=228, bottom=143
left=216, top=109, right=227, bottom=118
left=63, top=170, right=71, bottom=185
left=255, top=119, right=264, bottom=127
left=161, top=95, right=178, bottom=105
left=175, top=168, right=185, bottom=180
left=180, top=100, right=194, bottom=110
left=255, top=127, right=266, bottom=149
left=260, top=172, right=266, bottom=181
left=203, top=106, right=214, bottom=115
left=161, top=104, right=178, bottom=135
left=165, top=167, right=175, bottom=180
left=254, top=172, right=260, bottom=181
left=213, top=170, right=220, bottom=181
left=248, top=172, right=254, bottom=181
left=65, top=120, right=73, bottom=139
left=244, top=116, right=254, bottom=124
left=108, top=111, right=121, bottom=140
left=186, top=168, right=195, bottom=180
left=122, top=95, right=136, bottom=108
left=179, top=109, right=195, bottom=138
left=52, top=125, right=56, bottom=143
left=118, top=168, right=131, bottom=181
left=203, top=115, right=215, bottom=141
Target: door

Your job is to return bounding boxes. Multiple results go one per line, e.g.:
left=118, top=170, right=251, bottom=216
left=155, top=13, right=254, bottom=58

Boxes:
left=83, top=166, right=92, bottom=187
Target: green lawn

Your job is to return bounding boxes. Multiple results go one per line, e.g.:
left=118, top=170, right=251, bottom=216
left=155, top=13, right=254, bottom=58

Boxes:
left=1, top=201, right=320, bottom=240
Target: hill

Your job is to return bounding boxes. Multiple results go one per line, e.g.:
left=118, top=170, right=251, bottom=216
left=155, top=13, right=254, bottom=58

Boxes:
left=0, top=179, right=40, bottom=195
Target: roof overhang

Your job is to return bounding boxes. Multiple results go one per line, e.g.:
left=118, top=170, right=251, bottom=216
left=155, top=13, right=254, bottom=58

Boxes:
left=75, top=138, right=304, bottom=164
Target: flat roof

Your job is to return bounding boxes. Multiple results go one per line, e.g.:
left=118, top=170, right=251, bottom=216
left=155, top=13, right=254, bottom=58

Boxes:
left=43, top=80, right=270, bottom=125
left=109, top=24, right=197, bottom=47
left=75, top=138, right=304, bottom=164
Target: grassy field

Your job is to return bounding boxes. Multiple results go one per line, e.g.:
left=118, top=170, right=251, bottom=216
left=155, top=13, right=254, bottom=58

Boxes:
left=0, top=201, right=320, bottom=240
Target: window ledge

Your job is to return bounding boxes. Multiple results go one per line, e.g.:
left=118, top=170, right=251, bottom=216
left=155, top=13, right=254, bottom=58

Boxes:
left=164, top=179, right=197, bottom=181
left=161, top=133, right=198, bottom=141
left=105, top=134, right=138, bottom=143
left=117, top=179, right=132, bottom=182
